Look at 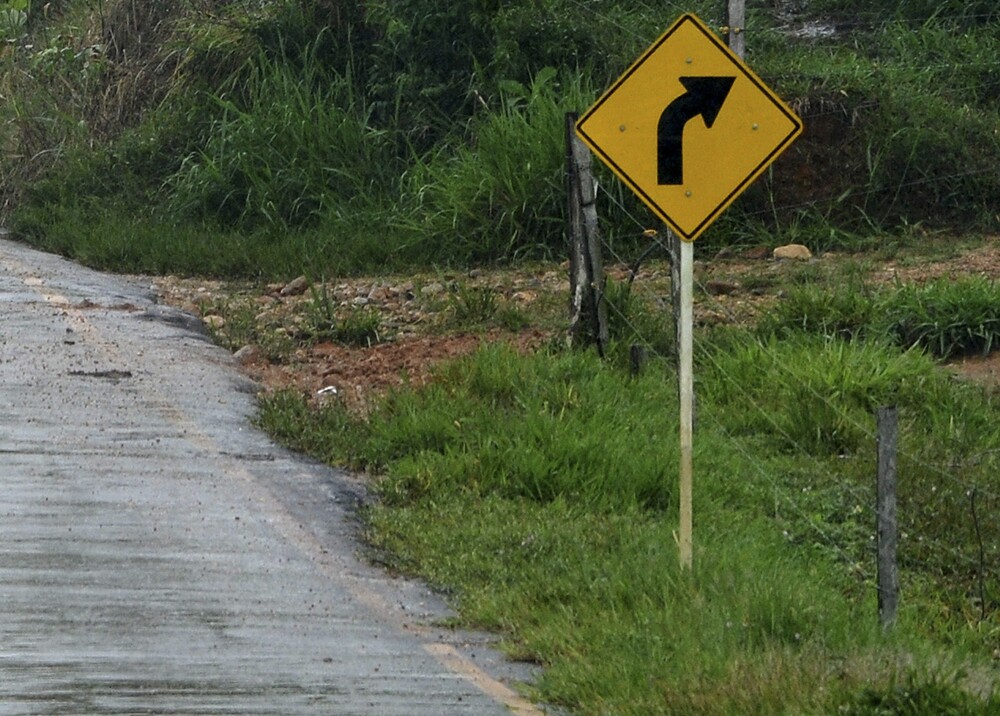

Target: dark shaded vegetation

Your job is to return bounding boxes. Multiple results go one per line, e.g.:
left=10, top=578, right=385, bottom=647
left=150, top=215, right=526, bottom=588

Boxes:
left=2, top=0, right=999, bottom=277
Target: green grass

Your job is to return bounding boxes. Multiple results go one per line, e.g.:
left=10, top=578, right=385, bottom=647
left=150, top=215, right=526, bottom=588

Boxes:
left=761, top=276, right=1000, bottom=359
left=258, top=339, right=1000, bottom=714
left=367, top=495, right=890, bottom=715
left=10, top=192, right=422, bottom=279
left=391, top=67, right=595, bottom=263
left=7, top=1, right=1000, bottom=277
left=699, top=330, right=1000, bottom=617
left=297, top=283, right=385, bottom=346
left=885, top=277, right=1000, bottom=357
left=700, top=333, right=937, bottom=455
left=164, top=47, right=400, bottom=231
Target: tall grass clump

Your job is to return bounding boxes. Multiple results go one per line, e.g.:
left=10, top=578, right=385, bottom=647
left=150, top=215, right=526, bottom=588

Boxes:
left=809, top=0, right=1000, bottom=26
left=758, top=282, right=879, bottom=342
left=359, top=344, right=681, bottom=510
left=884, top=276, right=1000, bottom=358
left=602, top=278, right=676, bottom=365
left=862, top=20, right=1000, bottom=229
left=393, top=69, right=587, bottom=263
left=737, top=16, right=1000, bottom=246
left=698, top=327, right=1000, bottom=632
left=699, top=332, right=937, bottom=455
left=362, top=0, right=713, bottom=140
left=165, top=41, right=399, bottom=230
left=761, top=276, right=1000, bottom=360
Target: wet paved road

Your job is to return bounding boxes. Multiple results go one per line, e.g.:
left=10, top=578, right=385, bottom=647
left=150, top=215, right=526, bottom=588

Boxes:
left=0, top=240, right=539, bottom=715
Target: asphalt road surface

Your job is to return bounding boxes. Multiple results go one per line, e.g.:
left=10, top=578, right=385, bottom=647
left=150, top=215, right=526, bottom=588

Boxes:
left=0, top=239, right=541, bottom=715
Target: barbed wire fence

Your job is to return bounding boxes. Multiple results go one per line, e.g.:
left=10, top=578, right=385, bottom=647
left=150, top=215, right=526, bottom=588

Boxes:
left=571, top=171, right=1000, bottom=630
left=564, top=1, right=1000, bottom=634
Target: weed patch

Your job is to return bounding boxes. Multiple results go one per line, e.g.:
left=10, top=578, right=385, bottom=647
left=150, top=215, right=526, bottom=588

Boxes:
left=761, top=276, right=1000, bottom=359
left=884, top=277, right=1000, bottom=358
left=257, top=337, right=1000, bottom=714
left=837, top=671, right=1000, bottom=716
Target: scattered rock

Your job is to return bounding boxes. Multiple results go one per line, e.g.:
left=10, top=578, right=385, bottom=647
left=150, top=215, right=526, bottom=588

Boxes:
left=705, top=280, right=739, bottom=296
left=741, top=246, right=772, bottom=260
left=233, top=345, right=260, bottom=365
left=773, top=244, right=813, bottom=261
left=280, top=275, right=310, bottom=297
left=715, top=245, right=770, bottom=260
left=421, top=282, right=446, bottom=297
left=203, top=314, right=225, bottom=330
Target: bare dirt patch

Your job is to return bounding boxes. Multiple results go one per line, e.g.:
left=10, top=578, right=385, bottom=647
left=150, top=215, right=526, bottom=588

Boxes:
left=146, top=240, right=1000, bottom=407
left=945, top=352, right=1000, bottom=390
left=877, top=236, right=1000, bottom=285
left=245, top=330, right=550, bottom=414
left=148, top=267, right=565, bottom=412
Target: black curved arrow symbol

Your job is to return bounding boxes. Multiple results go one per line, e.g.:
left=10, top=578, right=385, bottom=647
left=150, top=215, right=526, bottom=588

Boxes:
left=657, top=76, right=736, bottom=185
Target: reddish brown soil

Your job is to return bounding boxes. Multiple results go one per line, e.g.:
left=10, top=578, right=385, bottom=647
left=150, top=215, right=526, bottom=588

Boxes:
left=245, top=330, right=549, bottom=413
left=148, top=238, right=1000, bottom=409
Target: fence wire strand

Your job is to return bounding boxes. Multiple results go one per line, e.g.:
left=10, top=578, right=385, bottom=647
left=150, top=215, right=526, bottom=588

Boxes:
left=589, top=168, right=999, bottom=604
left=564, top=0, right=1000, bottom=618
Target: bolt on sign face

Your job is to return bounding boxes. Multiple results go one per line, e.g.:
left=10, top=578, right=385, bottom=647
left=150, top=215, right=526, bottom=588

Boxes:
left=576, top=13, right=803, bottom=242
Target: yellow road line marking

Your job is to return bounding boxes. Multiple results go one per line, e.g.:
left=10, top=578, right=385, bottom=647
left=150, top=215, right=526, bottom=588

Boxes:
left=424, top=643, right=545, bottom=715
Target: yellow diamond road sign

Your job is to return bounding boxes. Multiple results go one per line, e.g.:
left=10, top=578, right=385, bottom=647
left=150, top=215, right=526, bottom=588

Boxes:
left=576, top=13, right=803, bottom=241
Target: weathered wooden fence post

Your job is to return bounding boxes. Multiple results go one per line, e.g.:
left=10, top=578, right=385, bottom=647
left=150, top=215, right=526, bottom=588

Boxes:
left=566, top=111, right=609, bottom=356
left=876, top=406, right=900, bottom=629
left=725, top=0, right=746, bottom=60
left=666, top=231, right=682, bottom=364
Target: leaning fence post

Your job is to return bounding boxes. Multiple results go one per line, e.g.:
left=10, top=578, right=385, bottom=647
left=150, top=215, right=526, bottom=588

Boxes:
left=725, top=0, right=746, bottom=60
left=565, top=111, right=609, bottom=356
left=876, top=406, right=900, bottom=629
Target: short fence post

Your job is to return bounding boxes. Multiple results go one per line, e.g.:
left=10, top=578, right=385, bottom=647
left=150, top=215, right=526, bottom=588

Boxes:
left=629, top=344, right=647, bottom=377
left=876, top=406, right=900, bottom=629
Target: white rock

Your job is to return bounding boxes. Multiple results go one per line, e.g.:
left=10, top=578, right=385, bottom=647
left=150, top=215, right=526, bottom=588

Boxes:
left=233, top=345, right=260, bottom=364
left=773, top=244, right=813, bottom=261
left=280, top=275, right=310, bottom=296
